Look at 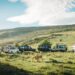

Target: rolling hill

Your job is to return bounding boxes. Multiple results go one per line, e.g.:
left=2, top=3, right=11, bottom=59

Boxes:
left=0, top=24, right=75, bottom=46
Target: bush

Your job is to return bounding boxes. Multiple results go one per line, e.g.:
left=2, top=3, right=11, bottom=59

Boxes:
left=47, top=71, right=58, bottom=75
left=51, top=59, right=63, bottom=63
left=67, top=61, right=73, bottom=64
left=9, top=54, right=19, bottom=59
left=40, top=40, right=51, bottom=46
left=63, top=70, right=73, bottom=75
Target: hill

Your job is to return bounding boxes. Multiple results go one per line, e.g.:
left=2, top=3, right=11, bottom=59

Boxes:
left=0, top=24, right=75, bottom=46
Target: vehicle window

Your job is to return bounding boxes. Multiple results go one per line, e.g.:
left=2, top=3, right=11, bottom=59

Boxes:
left=59, top=45, right=65, bottom=48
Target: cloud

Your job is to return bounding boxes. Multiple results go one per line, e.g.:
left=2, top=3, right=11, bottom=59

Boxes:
left=8, top=0, right=18, bottom=3
left=7, top=0, right=75, bottom=26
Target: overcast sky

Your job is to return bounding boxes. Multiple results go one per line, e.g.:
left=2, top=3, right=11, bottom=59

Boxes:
left=0, top=0, right=75, bottom=29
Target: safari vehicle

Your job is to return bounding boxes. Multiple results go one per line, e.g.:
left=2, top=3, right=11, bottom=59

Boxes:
left=18, top=45, right=35, bottom=52
left=38, top=45, right=52, bottom=52
left=52, top=44, right=67, bottom=52
left=38, top=40, right=52, bottom=52
left=8, top=47, right=19, bottom=54
left=3, top=44, right=19, bottom=53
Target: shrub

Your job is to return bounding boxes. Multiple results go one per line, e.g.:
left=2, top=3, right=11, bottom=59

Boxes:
left=63, top=70, right=73, bottom=75
left=47, top=71, right=58, bottom=75
left=40, top=40, right=51, bottom=46
left=9, top=54, right=19, bottom=59
left=51, top=59, right=63, bottom=63
left=67, top=61, right=73, bottom=64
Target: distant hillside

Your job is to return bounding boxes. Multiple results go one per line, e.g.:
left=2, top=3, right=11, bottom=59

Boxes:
left=0, top=24, right=75, bottom=44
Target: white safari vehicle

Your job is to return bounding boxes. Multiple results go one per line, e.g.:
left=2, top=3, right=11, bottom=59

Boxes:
left=3, top=44, right=19, bottom=54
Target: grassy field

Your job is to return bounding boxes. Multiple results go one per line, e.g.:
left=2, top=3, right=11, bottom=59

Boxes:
left=0, top=52, right=75, bottom=75
left=0, top=25, right=75, bottom=75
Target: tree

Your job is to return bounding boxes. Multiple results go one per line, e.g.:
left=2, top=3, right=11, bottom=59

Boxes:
left=15, top=43, right=19, bottom=47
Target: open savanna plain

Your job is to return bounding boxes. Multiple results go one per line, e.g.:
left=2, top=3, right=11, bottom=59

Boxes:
left=0, top=25, right=75, bottom=75
left=0, top=52, right=75, bottom=75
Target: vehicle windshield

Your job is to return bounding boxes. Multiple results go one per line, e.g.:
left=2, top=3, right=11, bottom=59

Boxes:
left=58, top=45, right=65, bottom=48
left=10, top=47, right=16, bottom=49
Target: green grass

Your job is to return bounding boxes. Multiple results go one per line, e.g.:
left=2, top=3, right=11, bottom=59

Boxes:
left=0, top=52, right=75, bottom=75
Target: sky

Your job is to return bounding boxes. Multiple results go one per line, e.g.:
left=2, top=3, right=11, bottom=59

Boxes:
left=0, top=0, right=75, bottom=29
